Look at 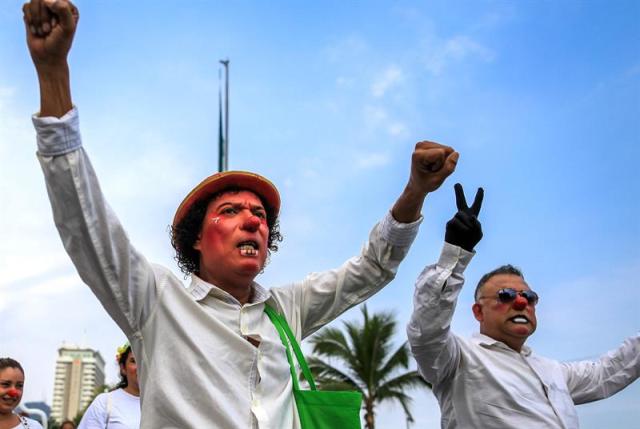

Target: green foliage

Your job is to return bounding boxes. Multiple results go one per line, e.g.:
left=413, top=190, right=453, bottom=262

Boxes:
left=47, top=416, right=60, bottom=429
left=307, top=305, right=430, bottom=429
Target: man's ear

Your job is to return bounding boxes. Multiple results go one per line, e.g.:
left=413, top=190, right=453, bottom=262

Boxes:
left=193, top=234, right=202, bottom=251
left=472, top=302, right=484, bottom=322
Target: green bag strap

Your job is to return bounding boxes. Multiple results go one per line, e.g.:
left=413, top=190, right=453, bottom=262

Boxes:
left=264, top=305, right=317, bottom=391
left=264, top=305, right=300, bottom=390
left=273, top=309, right=318, bottom=391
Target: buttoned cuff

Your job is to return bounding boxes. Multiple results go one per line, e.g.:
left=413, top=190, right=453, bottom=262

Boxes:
left=380, top=211, right=422, bottom=247
left=32, top=106, right=81, bottom=156
left=438, top=242, right=474, bottom=272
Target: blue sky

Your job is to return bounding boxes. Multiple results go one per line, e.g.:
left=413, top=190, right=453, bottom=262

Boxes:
left=1, top=0, right=638, bottom=427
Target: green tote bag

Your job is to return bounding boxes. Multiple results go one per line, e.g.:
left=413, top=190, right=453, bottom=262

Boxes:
left=264, top=305, right=363, bottom=429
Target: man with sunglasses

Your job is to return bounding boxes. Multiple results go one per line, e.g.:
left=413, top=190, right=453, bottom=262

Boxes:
left=407, top=184, right=639, bottom=429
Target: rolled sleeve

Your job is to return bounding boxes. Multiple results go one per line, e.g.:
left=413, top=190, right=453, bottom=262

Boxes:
left=380, top=211, right=422, bottom=247
left=32, top=106, right=81, bottom=156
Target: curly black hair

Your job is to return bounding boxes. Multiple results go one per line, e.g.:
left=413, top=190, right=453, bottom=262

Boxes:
left=170, top=187, right=283, bottom=276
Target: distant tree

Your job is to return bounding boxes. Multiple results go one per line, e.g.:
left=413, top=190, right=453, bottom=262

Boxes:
left=306, top=305, right=430, bottom=429
left=73, top=383, right=110, bottom=424
left=47, top=416, right=60, bottom=429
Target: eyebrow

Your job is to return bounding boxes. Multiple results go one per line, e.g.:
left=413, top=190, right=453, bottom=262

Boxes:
left=216, top=201, right=265, bottom=211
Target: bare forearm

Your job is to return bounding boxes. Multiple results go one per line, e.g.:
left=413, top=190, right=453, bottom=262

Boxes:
left=37, top=63, right=72, bottom=117
left=391, top=184, right=427, bottom=223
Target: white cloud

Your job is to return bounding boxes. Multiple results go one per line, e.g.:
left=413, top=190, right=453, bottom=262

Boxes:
left=1, top=253, right=71, bottom=290
left=423, top=35, right=495, bottom=76
left=355, top=152, right=390, bottom=169
left=388, top=121, right=408, bottom=137
left=26, top=273, right=81, bottom=298
left=0, top=270, right=81, bottom=314
left=371, top=65, right=404, bottom=98
left=363, top=105, right=388, bottom=123
left=362, top=105, right=408, bottom=138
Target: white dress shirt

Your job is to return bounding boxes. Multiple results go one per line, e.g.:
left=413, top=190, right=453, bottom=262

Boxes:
left=33, top=107, right=421, bottom=429
left=407, top=243, right=640, bottom=429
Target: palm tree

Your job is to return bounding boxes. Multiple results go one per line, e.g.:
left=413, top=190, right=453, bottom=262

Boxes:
left=306, top=305, right=430, bottom=429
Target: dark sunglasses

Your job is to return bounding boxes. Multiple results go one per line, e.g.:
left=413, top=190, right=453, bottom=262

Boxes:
left=480, top=288, right=539, bottom=306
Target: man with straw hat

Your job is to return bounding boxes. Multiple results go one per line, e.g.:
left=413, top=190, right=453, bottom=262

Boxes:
left=24, top=1, right=459, bottom=427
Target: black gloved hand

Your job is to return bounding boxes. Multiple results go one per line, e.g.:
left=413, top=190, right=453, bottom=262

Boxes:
left=445, top=183, right=484, bottom=252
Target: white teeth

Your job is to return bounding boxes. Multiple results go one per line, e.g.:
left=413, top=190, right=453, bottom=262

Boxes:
left=511, top=316, right=528, bottom=324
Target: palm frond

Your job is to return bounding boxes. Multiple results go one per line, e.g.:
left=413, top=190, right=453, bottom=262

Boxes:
left=305, top=305, right=431, bottom=428
left=375, top=370, right=430, bottom=400
left=379, top=389, right=415, bottom=423
left=377, top=341, right=410, bottom=380
left=306, top=356, right=365, bottom=392
left=309, top=327, right=357, bottom=367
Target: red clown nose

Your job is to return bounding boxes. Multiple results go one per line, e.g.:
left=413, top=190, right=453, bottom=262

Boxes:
left=6, top=388, right=19, bottom=398
left=242, top=216, right=261, bottom=232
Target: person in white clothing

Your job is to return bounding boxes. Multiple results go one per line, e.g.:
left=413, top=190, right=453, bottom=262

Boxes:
left=78, top=344, right=140, bottom=429
left=23, top=1, right=460, bottom=428
left=0, top=358, right=44, bottom=429
left=407, top=184, right=640, bottom=429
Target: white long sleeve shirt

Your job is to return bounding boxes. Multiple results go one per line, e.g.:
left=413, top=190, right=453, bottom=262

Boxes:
left=407, top=243, right=640, bottom=429
left=34, top=107, right=421, bottom=429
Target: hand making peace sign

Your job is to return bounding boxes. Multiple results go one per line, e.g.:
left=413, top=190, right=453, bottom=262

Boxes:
left=445, top=183, right=484, bottom=252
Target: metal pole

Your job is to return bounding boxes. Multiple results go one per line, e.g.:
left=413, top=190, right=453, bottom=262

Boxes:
left=220, top=59, right=230, bottom=171
left=217, top=77, right=224, bottom=173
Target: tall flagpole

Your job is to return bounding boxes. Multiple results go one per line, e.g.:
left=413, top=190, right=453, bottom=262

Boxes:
left=217, top=70, right=224, bottom=173
left=219, top=59, right=230, bottom=172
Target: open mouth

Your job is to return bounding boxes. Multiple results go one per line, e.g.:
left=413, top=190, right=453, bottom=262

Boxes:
left=509, top=315, right=530, bottom=324
left=238, top=241, right=259, bottom=256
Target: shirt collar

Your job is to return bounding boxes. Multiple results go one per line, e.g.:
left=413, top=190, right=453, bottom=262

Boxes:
left=471, top=332, right=532, bottom=356
left=187, top=274, right=270, bottom=306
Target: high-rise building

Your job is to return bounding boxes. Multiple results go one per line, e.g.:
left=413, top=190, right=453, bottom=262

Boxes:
left=51, top=344, right=105, bottom=422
